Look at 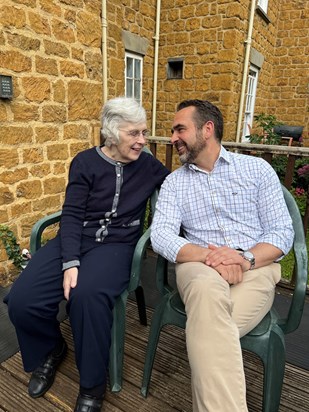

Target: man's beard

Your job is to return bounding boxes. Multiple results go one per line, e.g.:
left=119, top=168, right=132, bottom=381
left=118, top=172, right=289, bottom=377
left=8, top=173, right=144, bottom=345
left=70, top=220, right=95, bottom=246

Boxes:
left=177, top=130, right=206, bottom=164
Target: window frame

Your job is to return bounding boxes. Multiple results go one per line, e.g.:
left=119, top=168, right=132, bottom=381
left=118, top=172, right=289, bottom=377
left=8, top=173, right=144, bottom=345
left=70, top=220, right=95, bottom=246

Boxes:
left=257, top=0, right=268, bottom=14
left=125, top=52, right=143, bottom=104
left=242, top=65, right=259, bottom=141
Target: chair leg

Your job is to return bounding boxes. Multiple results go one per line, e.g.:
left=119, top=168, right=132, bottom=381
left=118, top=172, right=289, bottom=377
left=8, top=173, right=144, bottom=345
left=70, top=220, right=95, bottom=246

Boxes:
left=109, top=294, right=127, bottom=393
left=141, top=295, right=170, bottom=397
left=135, top=285, right=147, bottom=326
left=262, top=326, right=285, bottom=412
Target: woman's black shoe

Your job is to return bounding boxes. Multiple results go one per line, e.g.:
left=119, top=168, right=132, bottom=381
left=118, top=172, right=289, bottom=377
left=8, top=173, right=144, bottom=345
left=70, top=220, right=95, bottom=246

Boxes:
left=28, top=340, right=68, bottom=398
left=74, top=394, right=103, bottom=412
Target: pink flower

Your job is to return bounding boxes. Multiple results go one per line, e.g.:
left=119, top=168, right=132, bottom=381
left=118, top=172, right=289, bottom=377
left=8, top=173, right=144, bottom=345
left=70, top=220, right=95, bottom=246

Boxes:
left=297, top=164, right=309, bottom=178
left=294, top=187, right=305, bottom=197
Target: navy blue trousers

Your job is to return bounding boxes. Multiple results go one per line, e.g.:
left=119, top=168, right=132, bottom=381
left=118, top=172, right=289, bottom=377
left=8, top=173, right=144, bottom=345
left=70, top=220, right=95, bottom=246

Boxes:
left=4, top=235, right=134, bottom=389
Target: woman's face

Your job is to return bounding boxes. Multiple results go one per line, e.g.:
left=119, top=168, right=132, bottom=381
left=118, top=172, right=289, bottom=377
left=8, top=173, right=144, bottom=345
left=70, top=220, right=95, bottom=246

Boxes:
left=111, top=122, right=148, bottom=163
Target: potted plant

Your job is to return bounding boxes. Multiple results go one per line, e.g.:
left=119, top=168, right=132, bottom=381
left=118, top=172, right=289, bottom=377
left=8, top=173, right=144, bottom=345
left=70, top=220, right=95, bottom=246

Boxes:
left=248, top=113, right=283, bottom=145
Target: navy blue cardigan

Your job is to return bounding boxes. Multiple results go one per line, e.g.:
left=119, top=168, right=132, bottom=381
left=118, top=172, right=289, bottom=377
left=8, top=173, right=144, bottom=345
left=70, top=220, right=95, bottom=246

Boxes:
left=60, top=147, right=169, bottom=270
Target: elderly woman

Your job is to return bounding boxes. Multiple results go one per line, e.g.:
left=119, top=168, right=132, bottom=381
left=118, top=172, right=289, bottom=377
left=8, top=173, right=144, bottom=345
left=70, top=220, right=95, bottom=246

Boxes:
left=4, top=97, right=169, bottom=412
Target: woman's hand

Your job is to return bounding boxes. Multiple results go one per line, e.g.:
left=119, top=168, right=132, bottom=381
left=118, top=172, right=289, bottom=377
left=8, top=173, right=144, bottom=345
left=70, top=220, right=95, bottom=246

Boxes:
left=63, top=267, right=78, bottom=300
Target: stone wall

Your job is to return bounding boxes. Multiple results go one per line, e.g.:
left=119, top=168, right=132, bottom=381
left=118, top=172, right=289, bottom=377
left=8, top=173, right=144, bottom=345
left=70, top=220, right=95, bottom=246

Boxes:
left=0, top=0, right=103, bottom=278
left=155, top=0, right=247, bottom=140
left=253, top=0, right=309, bottom=141
left=0, top=0, right=308, bottom=279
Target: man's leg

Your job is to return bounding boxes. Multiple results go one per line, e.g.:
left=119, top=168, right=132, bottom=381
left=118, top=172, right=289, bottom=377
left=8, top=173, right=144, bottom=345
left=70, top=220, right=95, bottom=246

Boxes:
left=176, top=262, right=280, bottom=412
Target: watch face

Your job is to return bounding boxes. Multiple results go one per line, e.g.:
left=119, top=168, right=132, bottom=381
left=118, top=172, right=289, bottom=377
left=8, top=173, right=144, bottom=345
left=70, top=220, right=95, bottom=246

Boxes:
left=244, top=251, right=254, bottom=260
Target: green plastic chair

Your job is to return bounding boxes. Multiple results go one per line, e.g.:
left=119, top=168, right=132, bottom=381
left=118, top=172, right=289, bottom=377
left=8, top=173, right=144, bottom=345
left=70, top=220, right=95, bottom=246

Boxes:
left=141, top=185, right=308, bottom=411
left=28, top=149, right=158, bottom=393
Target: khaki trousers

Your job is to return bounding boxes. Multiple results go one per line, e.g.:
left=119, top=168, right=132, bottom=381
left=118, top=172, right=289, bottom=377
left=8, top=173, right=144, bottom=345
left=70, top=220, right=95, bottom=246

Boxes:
left=176, top=262, right=281, bottom=412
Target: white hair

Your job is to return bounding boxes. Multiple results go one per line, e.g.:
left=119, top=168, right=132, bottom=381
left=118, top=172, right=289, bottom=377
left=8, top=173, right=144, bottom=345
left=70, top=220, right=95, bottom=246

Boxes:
left=100, top=97, right=147, bottom=146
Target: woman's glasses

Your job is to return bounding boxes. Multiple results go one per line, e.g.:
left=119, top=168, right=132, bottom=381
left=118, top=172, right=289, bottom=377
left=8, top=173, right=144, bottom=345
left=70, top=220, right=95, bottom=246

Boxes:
left=119, top=129, right=150, bottom=138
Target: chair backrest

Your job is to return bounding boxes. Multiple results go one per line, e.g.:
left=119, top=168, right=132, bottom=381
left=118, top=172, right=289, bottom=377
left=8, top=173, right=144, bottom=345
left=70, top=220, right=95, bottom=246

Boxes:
left=279, top=185, right=308, bottom=334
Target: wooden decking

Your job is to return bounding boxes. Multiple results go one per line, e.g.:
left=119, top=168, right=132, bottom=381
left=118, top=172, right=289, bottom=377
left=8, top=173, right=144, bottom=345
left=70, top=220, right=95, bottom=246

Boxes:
left=1, top=300, right=309, bottom=412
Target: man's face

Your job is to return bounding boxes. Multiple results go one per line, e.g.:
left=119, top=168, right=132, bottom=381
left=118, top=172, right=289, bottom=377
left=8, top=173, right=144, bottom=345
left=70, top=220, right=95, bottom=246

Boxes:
left=171, top=106, right=206, bottom=164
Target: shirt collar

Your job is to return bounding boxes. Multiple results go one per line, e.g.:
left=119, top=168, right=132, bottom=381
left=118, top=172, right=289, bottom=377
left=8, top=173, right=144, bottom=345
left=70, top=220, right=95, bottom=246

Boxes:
left=188, top=145, right=231, bottom=173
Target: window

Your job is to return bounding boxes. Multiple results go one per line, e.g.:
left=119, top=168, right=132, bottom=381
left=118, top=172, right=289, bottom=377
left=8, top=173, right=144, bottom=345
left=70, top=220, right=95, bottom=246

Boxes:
left=125, top=52, right=143, bottom=103
left=257, top=0, right=268, bottom=13
left=242, top=66, right=259, bottom=141
left=167, top=58, right=184, bottom=79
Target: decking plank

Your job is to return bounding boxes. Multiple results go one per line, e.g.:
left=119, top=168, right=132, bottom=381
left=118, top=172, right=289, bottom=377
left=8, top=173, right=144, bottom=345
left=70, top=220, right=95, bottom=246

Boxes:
left=1, top=300, right=309, bottom=412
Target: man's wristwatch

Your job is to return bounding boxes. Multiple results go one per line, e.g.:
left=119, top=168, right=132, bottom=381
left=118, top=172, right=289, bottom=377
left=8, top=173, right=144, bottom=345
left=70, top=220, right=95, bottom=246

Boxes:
left=240, top=250, right=255, bottom=270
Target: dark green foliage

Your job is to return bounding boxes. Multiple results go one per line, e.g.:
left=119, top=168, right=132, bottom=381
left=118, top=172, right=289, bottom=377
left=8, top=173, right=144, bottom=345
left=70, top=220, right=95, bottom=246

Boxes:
left=249, top=113, right=282, bottom=145
left=0, top=225, right=24, bottom=270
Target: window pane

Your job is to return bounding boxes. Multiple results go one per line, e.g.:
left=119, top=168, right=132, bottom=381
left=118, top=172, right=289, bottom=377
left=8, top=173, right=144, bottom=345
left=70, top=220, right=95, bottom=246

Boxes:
left=134, top=80, right=141, bottom=100
left=134, top=60, right=141, bottom=79
left=126, top=79, right=133, bottom=97
left=126, top=57, right=133, bottom=78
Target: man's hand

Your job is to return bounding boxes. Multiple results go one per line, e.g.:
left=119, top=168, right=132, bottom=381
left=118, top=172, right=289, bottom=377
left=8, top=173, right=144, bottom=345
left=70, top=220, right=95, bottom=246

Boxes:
left=212, top=263, right=244, bottom=285
left=63, top=267, right=78, bottom=300
left=205, top=244, right=249, bottom=271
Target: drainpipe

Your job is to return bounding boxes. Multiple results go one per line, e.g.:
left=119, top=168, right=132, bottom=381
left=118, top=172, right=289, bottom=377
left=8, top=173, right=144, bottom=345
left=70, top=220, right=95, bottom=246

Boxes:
left=151, top=0, right=161, bottom=136
left=235, top=0, right=256, bottom=142
left=102, top=0, right=108, bottom=104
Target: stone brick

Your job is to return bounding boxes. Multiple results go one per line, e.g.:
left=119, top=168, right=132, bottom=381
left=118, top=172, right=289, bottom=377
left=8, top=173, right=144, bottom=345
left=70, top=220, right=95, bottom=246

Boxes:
left=211, top=74, right=234, bottom=90
left=39, top=0, right=62, bottom=16
left=22, top=148, right=44, bottom=164
left=84, top=51, right=103, bottom=81
left=10, top=201, right=32, bottom=219
left=29, top=163, right=51, bottom=178
left=51, top=18, right=76, bottom=43
left=60, top=60, right=85, bottom=78
left=53, top=162, right=67, bottom=175
left=0, top=127, right=33, bottom=145
left=0, top=168, right=28, bottom=185
left=16, top=180, right=42, bottom=200
left=46, top=144, right=69, bottom=161
left=22, top=77, right=51, bottom=102
left=35, top=126, right=59, bottom=143
left=12, top=0, right=36, bottom=6
left=0, top=50, right=31, bottom=72
left=68, top=80, right=102, bottom=121
left=7, top=33, right=40, bottom=51
left=0, top=209, right=9, bottom=223
left=32, top=195, right=62, bottom=212
left=69, top=142, right=92, bottom=157
left=76, top=11, right=101, bottom=47
left=42, top=105, right=67, bottom=122
left=28, top=11, right=51, bottom=36
left=12, top=104, right=39, bottom=121
left=0, top=149, right=18, bottom=170
left=52, top=80, right=66, bottom=103
left=44, top=40, right=70, bottom=58
left=36, top=56, right=59, bottom=76
left=0, top=6, right=26, bottom=29
left=0, top=187, right=14, bottom=206
left=63, top=124, right=90, bottom=140
left=223, top=30, right=241, bottom=49
left=43, top=177, right=66, bottom=195
left=0, top=104, right=7, bottom=122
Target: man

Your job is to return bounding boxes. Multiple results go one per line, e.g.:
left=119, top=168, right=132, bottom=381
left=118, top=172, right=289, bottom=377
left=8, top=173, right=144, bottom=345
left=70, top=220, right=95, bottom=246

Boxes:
left=150, top=100, right=294, bottom=411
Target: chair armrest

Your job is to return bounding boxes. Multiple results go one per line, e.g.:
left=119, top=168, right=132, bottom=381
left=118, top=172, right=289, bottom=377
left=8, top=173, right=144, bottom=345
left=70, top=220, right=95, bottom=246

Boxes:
left=128, top=226, right=152, bottom=293
left=155, top=254, right=174, bottom=295
left=30, top=211, right=61, bottom=255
